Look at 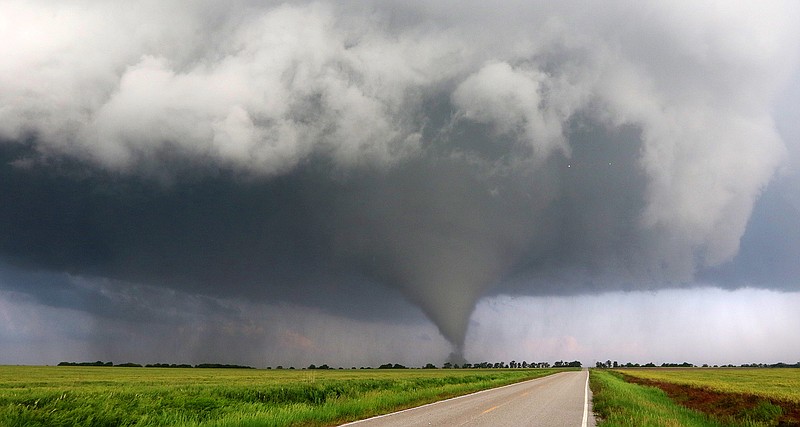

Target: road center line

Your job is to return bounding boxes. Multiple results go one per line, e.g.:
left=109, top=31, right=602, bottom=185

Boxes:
left=481, top=405, right=499, bottom=414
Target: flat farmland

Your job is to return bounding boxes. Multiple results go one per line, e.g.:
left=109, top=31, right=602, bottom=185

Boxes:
left=619, top=368, right=800, bottom=403
left=0, top=366, right=563, bottom=427
left=594, top=368, right=800, bottom=426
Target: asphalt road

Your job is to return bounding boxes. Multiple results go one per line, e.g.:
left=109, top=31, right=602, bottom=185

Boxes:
left=341, top=369, right=596, bottom=427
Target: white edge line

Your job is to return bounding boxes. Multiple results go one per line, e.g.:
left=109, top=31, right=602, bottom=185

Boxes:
left=339, top=372, right=567, bottom=426
left=582, top=369, right=590, bottom=427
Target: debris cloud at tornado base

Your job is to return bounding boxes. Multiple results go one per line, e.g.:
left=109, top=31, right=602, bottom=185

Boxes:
left=1, top=1, right=799, bottom=355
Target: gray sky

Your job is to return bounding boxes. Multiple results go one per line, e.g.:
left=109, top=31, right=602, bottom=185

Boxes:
left=1, top=0, right=799, bottom=367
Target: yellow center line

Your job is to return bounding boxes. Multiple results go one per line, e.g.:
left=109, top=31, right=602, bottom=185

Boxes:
left=475, top=387, right=533, bottom=418
left=481, top=405, right=500, bottom=414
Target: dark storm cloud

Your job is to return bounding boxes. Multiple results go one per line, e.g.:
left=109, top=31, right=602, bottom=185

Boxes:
left=0, top=143, right=419, bottom=323
left=0, top=120, right=646, bottom=344
left=1, top=0, right=799, bottom=350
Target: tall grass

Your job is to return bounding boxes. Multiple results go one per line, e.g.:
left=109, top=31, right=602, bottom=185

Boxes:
left=0, top=366, right=563, bottom=426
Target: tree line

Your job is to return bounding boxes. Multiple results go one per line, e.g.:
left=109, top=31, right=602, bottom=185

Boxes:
left=595, top=360, right=800, bottom=368
left=57, top=359, right=586, bottom=370
left=304, top=360, right=581, bottom=370
left=57, top=361, right=254, bottom=369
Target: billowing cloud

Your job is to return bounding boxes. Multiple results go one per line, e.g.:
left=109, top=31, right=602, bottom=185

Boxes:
left=1, top=0, right=799, bottom=356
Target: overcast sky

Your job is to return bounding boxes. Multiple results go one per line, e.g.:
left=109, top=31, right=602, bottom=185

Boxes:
left=1, top=0, right=799, bottom=367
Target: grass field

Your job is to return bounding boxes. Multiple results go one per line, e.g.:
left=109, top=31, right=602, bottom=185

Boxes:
left=618, top=368, right=800, bottom=403
left=0, top=366, right=565, bottom=426
left=591, top=368, right=800, bottom=426
left=590, top=369, right=725, bottom=427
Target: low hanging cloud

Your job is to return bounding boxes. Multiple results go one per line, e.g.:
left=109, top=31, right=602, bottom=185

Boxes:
left=1, top=0, right=799, bottom=352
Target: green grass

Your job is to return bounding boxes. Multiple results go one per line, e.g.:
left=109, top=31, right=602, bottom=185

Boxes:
left=0, top=366, right=566, bottom=426
left=590, top=369, right=728, bottom=427
left=617, top=368, right=800, bottom=403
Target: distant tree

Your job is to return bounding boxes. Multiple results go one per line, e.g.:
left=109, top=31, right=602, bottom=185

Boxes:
left=59, top=360, right=115, bottom=367
left=660, top=362, right=695, bottom=368
left=308, top=364, right=316, bottom=370
left=195, top=363, right=254, bottom=369
left=612, top=361, right=618, bottom=368
left=443, top=362, right=453, bottom=369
